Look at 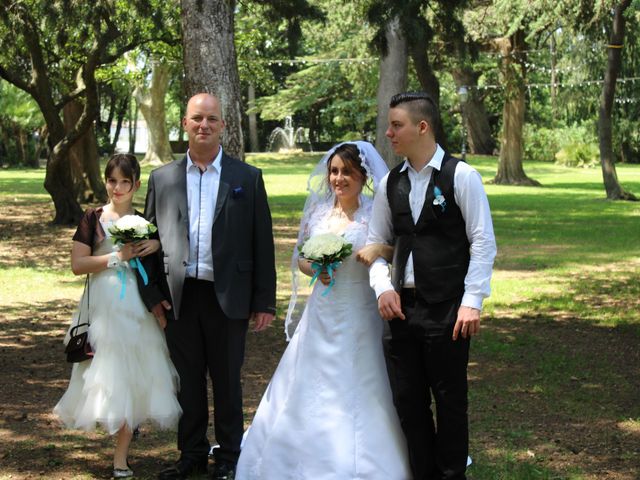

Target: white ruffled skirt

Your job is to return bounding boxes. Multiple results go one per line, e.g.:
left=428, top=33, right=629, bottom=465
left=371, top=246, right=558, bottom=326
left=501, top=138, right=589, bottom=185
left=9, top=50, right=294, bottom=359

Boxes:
left=54, top=266, right=181, bottom=435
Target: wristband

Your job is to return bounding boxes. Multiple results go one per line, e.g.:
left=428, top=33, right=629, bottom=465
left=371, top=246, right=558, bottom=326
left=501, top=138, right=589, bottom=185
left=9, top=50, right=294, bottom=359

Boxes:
left=107, top=251, right=121, bottom=269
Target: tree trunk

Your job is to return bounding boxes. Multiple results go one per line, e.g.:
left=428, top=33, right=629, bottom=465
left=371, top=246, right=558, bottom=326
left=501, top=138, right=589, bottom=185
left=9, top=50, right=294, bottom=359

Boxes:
left=181, top=0, right=244, bottom=160
left=44, top=150, right=84, bottom=224
left=110, top=95, right=129, bottom=154
left=17, top=127, right=29, bottom=166
left=64, top=100, right=107, bottom=203
left=128, top=99, right=139, bottom=155
left=410, top=44, right=448, bottom=150
left=0, top=129, right=9, bottom=167
left=96, top=85, right=117, bottom=155
left=493, top=33, right=539, bottom=186
left=375, top=17, right=408, bottom=168
left=43, top=118, right=85, bottom=224
left=31, top=126, right=47, bottom=168
left=248, top=83, right=259, bottom=152
left=134, top=59, right=174, bottom=165
left=452, top=68, right=496, bottom=155
left=598, top=0, right=636, bottom=200
left=176, top=101, right=187, bottom=153
left=550, top=32, right=557, bottom=119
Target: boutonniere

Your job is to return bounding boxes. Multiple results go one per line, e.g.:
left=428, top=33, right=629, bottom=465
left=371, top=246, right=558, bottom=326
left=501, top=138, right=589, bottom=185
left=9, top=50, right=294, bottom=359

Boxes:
left=433, top=186, right=446, bottom=212
left=232, top=186, right=244, bottom=199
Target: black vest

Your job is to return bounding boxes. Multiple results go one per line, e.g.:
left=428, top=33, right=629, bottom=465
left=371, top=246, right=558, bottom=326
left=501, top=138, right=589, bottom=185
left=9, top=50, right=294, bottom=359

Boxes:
left=387, top=154, right=470, bottom=303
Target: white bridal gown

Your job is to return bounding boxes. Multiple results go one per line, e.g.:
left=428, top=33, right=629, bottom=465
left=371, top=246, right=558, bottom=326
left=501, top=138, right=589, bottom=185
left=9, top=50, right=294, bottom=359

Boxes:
left=54, top=222, right=181, bottom=434
left=236, top=202, right=411, bottom=480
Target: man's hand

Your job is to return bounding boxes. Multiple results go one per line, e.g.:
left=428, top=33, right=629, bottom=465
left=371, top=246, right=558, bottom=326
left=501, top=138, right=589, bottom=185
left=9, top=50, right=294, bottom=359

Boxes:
left=134, top=239, right=160, bottom=257
left=452, top=305, right=480, bottom=340
left=151, top=300, right=172, bottom=330
left=378, top=290, right=405, bottom=321
left=251, top=312, right=275, bottom=332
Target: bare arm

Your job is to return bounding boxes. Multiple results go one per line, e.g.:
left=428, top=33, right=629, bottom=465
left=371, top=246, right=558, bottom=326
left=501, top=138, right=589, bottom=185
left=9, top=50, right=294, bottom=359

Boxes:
left=70, top=241, right=135, bottom=275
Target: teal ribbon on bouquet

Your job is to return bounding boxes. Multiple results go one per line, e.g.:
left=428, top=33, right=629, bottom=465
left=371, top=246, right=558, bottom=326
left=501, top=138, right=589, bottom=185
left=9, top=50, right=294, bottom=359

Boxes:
left=309, top=261, right=340, bottom=296
left=116, top=257, right=149, bottom=300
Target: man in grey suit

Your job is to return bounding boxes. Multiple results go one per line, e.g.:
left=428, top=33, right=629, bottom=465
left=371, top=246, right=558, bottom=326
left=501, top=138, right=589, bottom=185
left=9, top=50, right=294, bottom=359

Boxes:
left=144, top=93, right=276, bottom=480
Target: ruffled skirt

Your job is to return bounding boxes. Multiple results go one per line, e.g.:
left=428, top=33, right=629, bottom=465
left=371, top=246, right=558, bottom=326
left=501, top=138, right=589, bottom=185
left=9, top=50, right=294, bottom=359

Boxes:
left=54, top=267, right=181, bottom=435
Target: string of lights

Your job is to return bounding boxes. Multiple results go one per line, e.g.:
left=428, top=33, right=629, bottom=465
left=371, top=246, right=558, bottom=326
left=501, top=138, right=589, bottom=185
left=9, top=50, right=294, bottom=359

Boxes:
left=258, top=57, right=376, bottom=66
left=245, top=56, right=638, bottom=103
left=464, top=76, right=640, bottom=92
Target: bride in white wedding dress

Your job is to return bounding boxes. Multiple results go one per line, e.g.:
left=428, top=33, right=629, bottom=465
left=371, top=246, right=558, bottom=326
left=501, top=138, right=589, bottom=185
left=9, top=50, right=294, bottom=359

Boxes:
left=236, top=142, right=411, bottom=480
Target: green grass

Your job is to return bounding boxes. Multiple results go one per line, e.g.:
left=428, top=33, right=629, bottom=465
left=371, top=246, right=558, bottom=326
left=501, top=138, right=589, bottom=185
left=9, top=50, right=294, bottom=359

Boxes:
left=2, top=154, right=640, bottom=479
left=0, top=168, right=52, bottom=203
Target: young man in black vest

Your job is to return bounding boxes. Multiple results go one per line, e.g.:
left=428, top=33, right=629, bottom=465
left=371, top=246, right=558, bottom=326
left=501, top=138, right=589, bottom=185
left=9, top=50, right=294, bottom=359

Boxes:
left=367, top=92, right=497, bottom=480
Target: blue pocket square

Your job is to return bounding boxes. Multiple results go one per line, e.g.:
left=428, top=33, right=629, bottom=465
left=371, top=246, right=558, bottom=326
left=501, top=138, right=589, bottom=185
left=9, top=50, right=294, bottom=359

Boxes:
left=232, top=186, right=244, bottom=199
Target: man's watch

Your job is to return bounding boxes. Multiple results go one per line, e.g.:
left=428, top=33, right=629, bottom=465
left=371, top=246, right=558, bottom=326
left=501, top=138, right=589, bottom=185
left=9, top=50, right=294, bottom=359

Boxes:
left=107, top=251, right=121, bottom=269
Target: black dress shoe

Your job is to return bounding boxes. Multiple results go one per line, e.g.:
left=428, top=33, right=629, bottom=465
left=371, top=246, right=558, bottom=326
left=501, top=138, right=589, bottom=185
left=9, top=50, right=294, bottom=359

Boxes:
left=211, top=462, right=235, bottom=480
left=158, top=458, right=208, bottom=480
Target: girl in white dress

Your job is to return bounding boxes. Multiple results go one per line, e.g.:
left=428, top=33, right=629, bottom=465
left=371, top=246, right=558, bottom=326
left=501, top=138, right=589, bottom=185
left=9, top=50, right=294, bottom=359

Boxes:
left=54, top=154, right=181, bottom=479
left=236, top=142, right=411, bottom=479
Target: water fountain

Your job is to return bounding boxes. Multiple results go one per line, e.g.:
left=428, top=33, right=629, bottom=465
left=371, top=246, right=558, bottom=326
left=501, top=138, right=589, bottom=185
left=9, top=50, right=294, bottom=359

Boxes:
left=267, top=116, right=312, bottom=152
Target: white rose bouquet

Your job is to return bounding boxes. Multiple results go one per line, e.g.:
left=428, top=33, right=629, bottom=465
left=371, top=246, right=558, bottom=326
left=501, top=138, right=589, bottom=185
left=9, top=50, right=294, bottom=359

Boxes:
left=108, top=215, right=157, bottom=293
left=299, top=233, right=352, bottom=295
left=108, top=215, right=157, bottom=244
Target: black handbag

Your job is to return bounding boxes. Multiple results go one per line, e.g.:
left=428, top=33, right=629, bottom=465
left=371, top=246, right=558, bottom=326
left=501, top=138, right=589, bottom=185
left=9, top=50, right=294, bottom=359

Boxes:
left=65, top=276, right=94, bottom=363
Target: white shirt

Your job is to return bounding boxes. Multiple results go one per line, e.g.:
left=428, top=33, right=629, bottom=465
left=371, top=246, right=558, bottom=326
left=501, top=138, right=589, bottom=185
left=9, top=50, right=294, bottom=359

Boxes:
left=368, top=145, right=497, bottom=311
left=185, top=147, right=223, bottom=281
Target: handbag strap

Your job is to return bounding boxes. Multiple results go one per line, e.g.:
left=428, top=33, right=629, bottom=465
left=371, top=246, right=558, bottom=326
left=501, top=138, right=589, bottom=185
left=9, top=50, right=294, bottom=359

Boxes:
left=74, top=275, right=90, bottom=328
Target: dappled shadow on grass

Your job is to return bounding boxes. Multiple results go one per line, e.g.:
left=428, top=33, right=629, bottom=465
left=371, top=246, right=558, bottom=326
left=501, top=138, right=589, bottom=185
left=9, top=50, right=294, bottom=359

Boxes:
left=467, top=264, right=640, bottom=478
left=492, top=264, right=640, bottom=329
left=0, top=203, right=74, bottom=271
left=469, top=313, right=640, bottom=479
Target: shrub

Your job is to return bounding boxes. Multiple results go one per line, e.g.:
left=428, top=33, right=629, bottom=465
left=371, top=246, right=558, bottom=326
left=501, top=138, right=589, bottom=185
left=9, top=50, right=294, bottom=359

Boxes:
left=555, top=143, right=599, bottom=168
left=524, top=123, right=598, bottom=164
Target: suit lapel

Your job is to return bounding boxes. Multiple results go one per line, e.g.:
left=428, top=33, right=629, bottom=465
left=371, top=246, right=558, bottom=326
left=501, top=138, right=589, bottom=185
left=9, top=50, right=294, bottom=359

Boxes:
left=213, top=154, right=234, bottom=225
left=175, top=157, right=189, bottom=230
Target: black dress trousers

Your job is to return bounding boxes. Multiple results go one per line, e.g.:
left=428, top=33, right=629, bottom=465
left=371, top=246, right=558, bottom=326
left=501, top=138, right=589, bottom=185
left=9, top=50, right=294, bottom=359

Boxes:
left=388, top=289, right=470, bottom=480
left=165, top=278, right=248, bottom=466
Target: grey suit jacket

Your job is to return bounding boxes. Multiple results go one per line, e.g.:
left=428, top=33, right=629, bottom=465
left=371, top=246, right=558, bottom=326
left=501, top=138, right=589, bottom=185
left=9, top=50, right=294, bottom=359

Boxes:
left=143, top=153, right=277, bottom=320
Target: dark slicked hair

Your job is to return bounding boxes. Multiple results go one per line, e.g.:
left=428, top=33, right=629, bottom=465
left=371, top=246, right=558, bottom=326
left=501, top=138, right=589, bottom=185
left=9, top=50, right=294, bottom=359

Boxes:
left=389, top=91, right=439, bottom=134
left=105, top=153, right=140, bottom=183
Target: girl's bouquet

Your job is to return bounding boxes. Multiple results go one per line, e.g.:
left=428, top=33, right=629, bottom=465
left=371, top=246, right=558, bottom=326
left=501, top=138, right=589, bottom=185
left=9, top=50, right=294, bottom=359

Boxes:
left=108, top=215, right=157, bottom=244
left=299, top=233, right=352, bottom=295
left=108, top=215, right=157, bottom=295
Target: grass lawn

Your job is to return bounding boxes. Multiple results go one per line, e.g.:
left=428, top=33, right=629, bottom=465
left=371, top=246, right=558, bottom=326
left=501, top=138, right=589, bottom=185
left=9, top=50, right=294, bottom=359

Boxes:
left=0, top=154, right=638, bottom=479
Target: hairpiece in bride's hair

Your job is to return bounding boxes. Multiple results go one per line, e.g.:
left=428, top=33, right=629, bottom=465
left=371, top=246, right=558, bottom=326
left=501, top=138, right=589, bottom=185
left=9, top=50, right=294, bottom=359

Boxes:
left=284, top=141, right=389, bottom=340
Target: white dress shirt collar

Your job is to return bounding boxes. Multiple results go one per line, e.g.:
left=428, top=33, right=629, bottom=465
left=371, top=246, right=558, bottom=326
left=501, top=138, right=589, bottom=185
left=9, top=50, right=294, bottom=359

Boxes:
left=399, top=144, right=445, bottom=174
left=186, top=146, right=223, bottom=173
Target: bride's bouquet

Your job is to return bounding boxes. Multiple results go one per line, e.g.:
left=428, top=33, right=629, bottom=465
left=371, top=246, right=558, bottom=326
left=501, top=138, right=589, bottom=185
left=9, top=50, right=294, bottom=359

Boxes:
left=108, top=215, right=157, bottom=295
left=299, top=233, right=352, bottom=295
left=108, top=215, right=157, bottom=244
